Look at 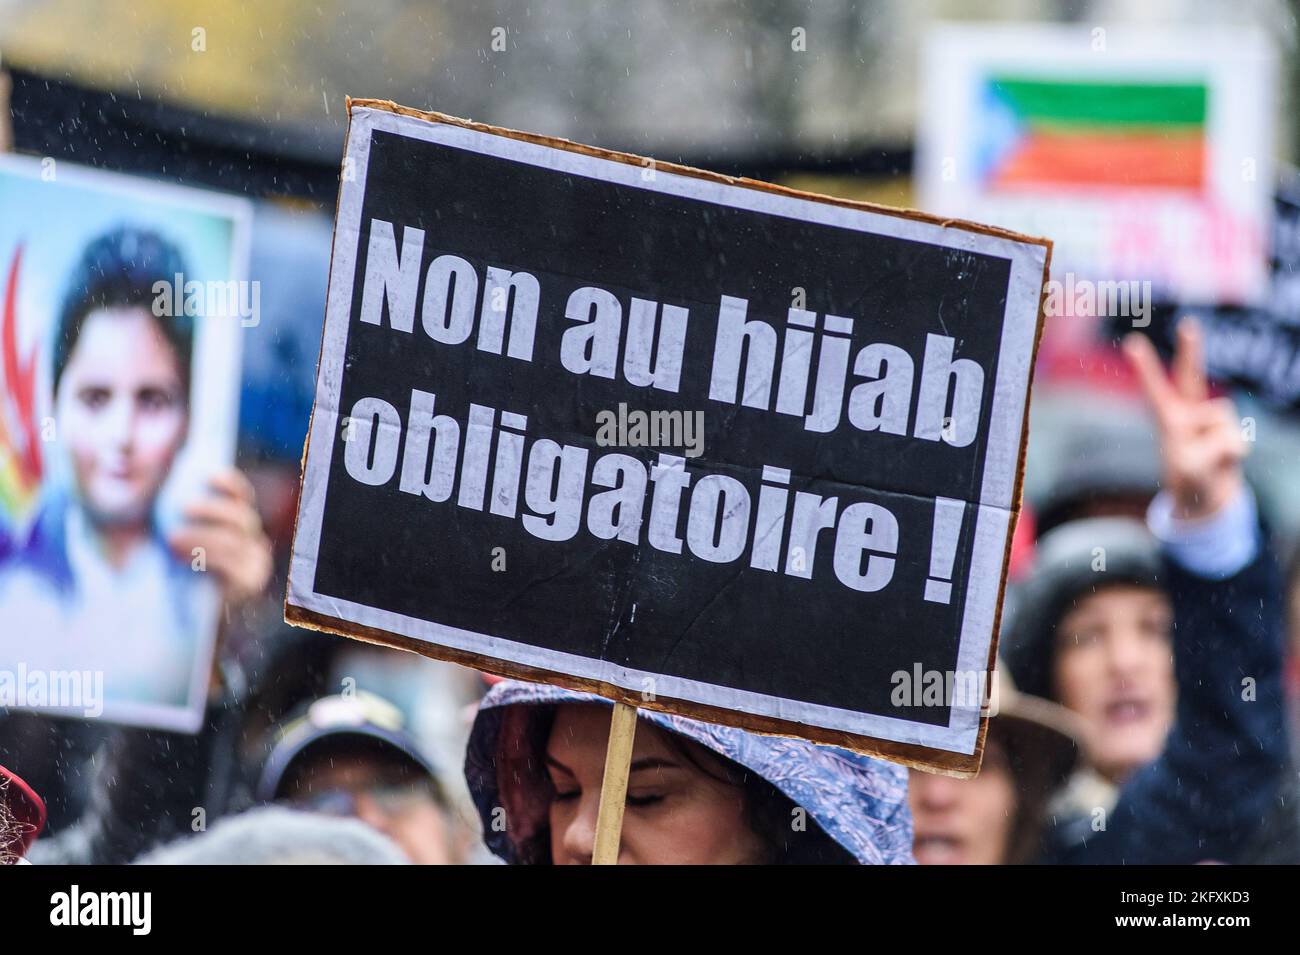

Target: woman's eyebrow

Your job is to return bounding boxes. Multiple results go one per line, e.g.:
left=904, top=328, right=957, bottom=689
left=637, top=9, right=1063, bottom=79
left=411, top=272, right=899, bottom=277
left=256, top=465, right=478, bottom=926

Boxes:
left=543, top=754, right=681, bottom=775
left=543, top=754, right=574, bottom=774
left=1062, top=614, right=1102, bottom=628
left=628, top=757, right=680, bottom=774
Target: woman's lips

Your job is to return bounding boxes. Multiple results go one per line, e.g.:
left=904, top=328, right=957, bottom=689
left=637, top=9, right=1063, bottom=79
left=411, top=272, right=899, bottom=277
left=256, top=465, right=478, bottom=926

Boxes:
left=98, top=460, right=137, bottom=481
left=1103, top=697, right=1151, bottom=726
left=914, top=833, right=964, bottom=863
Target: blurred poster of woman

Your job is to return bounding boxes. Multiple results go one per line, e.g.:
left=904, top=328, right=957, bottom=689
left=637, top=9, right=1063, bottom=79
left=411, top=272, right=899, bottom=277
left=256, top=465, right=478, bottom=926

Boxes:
left=0, top=155, right=250, bottom=732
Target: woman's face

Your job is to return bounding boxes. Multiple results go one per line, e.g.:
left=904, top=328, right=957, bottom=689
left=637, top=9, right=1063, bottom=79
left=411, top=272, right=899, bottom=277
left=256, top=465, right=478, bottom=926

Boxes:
left=284, top=751, right=457, bottom=866
left=909, top=737, right=1018, bottom=865
left=55, top=307, right=188, bottom=528
left=544, top=705, right=769, bottom=865
left=1052, top=584, right=1175, bottom=783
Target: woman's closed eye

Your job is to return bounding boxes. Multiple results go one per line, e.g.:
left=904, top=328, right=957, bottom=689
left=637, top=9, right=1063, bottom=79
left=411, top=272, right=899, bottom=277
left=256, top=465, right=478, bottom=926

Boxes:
left=626, top=792, right=666, bottom=808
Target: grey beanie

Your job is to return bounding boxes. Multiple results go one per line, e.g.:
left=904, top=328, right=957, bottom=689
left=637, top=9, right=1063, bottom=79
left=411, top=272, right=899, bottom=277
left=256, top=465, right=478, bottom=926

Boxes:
left=1030, top=418, right=1161, bottom=537
left=1002, top=517, right=1163, bottom=701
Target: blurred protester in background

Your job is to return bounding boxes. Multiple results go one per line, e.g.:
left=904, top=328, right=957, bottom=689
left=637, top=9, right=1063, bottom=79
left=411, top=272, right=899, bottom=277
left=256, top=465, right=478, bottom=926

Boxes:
left=464, top=680, right=913, bottom=865
left=234, top=627, right=486, bottom=854
left=0, top=763, right=45, bottom=864
left=1008, top=520, right=1170, bottom=788
left=1003, top=321, right=1292, bottom=863
left=257, top=692, right=466, bottom=865
left=910, top=667, right=1082, bottom=865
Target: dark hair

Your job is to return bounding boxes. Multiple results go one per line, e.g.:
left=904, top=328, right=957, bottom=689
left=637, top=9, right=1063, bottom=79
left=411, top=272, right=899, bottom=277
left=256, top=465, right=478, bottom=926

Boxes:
left=52, top=226, right=194, bottom=396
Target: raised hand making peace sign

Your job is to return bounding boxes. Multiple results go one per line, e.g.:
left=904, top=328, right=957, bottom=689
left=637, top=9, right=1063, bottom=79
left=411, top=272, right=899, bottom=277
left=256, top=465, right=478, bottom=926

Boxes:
left=1122, top=320, right=1247, bottom=522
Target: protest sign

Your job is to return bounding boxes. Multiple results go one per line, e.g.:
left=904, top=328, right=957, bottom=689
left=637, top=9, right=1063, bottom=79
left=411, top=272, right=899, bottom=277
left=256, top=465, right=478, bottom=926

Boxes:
left=0, top=154, right=250, bottom=732
left=917, top=23, right=1274, bottom=307
left=1124, top=170, right=1300, bottom=410
left=286, top=99, right=1051, bottom=774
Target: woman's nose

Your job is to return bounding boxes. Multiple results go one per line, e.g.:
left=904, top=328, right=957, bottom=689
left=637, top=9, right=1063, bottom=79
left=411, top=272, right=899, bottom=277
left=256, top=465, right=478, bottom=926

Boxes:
left=102, top=394, right=136, bottom=447
left=912, top=774, right=960, bottom=810
left=1105, top=629, right=1148, bottom=676
left=558, top=795, right=600, bottom=864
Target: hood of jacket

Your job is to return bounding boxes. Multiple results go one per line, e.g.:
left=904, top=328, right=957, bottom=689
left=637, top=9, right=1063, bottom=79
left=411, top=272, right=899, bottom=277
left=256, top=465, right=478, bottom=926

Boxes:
left=464, top=679, right=914, bottom=864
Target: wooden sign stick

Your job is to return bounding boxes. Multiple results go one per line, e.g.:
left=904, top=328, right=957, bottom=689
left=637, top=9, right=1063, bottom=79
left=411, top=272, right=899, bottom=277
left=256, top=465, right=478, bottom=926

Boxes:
left=591, top=701, right=639, bottom=865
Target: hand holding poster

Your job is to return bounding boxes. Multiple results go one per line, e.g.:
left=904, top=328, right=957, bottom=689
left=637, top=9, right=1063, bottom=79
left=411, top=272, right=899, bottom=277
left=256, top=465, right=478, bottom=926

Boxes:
left=287, top=100, right=1051, bottom=773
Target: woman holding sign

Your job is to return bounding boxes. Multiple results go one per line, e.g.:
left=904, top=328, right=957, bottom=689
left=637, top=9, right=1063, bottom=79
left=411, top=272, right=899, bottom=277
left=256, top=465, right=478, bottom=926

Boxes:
left=464, top=680, right=914, bottom=864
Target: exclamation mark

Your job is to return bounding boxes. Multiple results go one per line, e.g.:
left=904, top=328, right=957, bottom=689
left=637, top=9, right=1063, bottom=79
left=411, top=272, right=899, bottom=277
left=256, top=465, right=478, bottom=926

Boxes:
left=924, top=497, right=966, bottom=604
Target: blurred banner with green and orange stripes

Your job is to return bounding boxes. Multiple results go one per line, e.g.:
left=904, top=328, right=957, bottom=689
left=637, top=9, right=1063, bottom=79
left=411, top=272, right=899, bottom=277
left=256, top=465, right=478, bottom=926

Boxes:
left=982, top=77, right=1207, bottom=192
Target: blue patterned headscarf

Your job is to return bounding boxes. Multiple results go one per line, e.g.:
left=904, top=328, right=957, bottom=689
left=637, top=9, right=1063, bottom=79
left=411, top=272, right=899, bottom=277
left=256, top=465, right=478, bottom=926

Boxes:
left=464, top=680, right=914, bottom=864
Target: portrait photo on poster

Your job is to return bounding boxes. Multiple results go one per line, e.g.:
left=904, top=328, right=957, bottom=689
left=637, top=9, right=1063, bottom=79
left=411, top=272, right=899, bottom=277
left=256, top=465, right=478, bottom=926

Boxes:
left=287, top=102, right=1050, bottom=773
left=0, top=154, right=251, bottom=732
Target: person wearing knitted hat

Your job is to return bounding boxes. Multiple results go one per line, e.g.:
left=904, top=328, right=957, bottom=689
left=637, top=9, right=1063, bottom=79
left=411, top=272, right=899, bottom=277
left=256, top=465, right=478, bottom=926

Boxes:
left=464, top=680, right=914, bottom=865
left=1027, top=407, right=1161, bottom=539
left=1002, top=320, right=1288, bottom=863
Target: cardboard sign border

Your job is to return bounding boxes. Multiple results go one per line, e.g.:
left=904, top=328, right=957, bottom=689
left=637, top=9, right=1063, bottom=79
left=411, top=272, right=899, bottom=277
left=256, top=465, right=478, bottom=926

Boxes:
left=285, top=97, right=1052, bottom=777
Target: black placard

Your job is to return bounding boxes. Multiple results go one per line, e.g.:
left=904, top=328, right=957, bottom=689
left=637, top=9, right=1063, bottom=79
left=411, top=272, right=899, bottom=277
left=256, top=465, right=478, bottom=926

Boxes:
left=287, top=103, right=1049, bottom=770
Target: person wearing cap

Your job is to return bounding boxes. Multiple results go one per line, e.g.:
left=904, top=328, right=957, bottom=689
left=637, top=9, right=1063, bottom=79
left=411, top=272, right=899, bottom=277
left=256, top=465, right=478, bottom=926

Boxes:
left=1, top=764, right=46, bottom=864
left=909, top=667, right=1083, bottom=865
left=1002, top=321, right=1288, bottom=863
left=463, top=679, right=914, bottom=865
left=258, top=691, right=463, bottom=865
